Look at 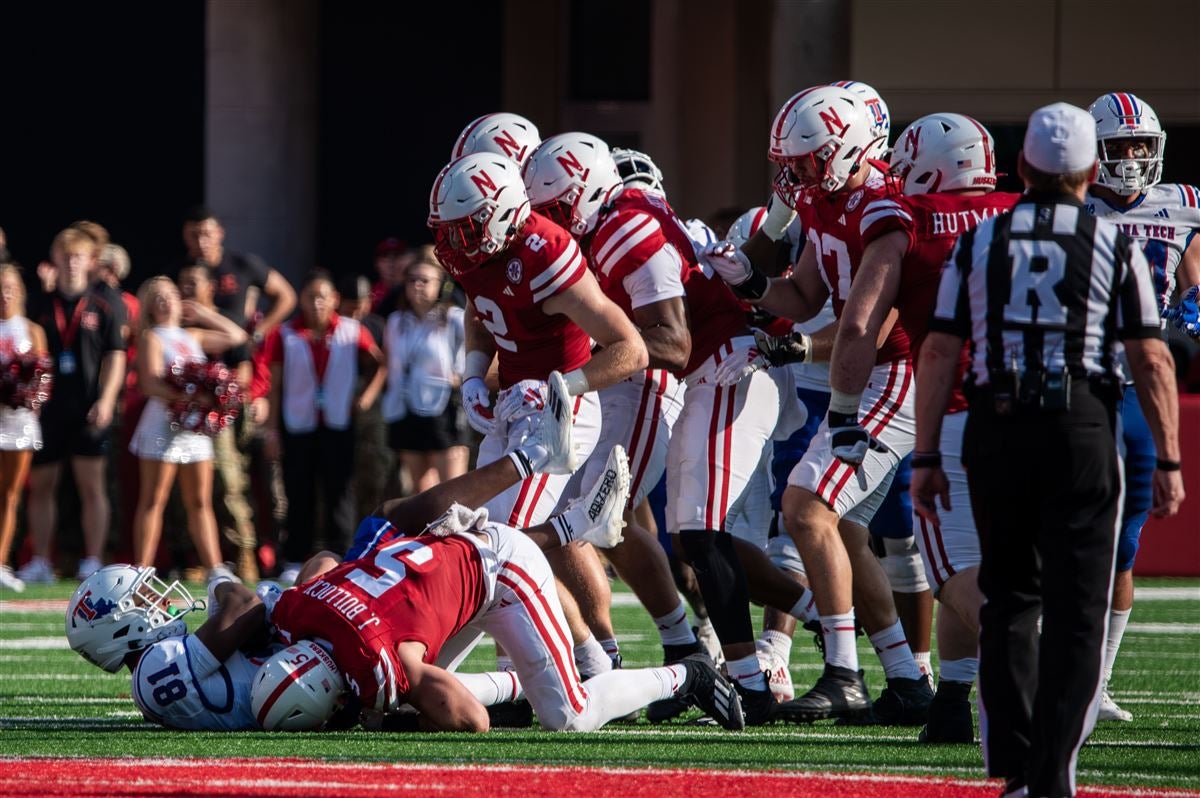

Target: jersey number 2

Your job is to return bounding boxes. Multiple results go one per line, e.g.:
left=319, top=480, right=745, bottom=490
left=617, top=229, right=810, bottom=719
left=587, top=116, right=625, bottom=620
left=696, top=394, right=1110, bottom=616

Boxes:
left=473, top=296, right=518, bottom=352
left=345, top=538, right=435, bottom=599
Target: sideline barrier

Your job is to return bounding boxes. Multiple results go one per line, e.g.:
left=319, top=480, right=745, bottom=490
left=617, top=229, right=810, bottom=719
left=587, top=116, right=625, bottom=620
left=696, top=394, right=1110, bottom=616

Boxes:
left=1136, top=395, right=1200, bottom=577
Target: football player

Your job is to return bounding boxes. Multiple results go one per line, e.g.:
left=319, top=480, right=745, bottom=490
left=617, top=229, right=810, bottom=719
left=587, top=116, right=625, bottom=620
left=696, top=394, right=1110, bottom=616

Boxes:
left=704, top=85, right=932, bottom=724
left=1085, top=92, right=1200, bottom=722
left=64, top=385, right=623, bottom=731
left=452, top=112, right=542, bottom=167
left=429, top=150, right=648, bottom=679
left=832, top=113, right=1020, bottom=741
left=522, top=134, right=816, bottom=725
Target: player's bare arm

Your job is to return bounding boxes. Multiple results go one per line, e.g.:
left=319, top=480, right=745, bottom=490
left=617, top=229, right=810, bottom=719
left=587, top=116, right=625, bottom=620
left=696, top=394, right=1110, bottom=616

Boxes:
left=194, top=582, right=267, bottom=663
left=396, top=641, right=490, bottom=732
left=255, top=268, right=298, bottom=338
left=632, top=296, right=690, bottom=372
left=542, top=269, right=648, bottom=391
left=375, top=456, right=524, bottom=533
left=355, top=339, right=387, bottom=413
left=742, top=227, right=793, bottom=277
left=910, top=330, right=962, bottom=525
left=757, top=242, right=830, bottom=324
left=829, top=230, right=907, bottom=392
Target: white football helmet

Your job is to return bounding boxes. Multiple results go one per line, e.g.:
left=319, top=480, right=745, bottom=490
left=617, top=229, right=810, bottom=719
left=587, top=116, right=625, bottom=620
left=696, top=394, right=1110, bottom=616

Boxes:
left=611, top=147, right=666, bottom=195
left=452, top=112, right=541, bottom=166
left=65, top=564, right=199, bottom=673
left=724, top=207, right=768, bottom=249
left=769, top=85, right=878, bottom=201
left=522, top=132, right=623, bottom=236
left=251, top=640, right=345, bottom=731
left=830, top=81, right=891, bottom=161
left=428, top=153, right=531, bottom=265
left=889, top=113, right=998, bottom=195
left=1089, top=92, right=1165, bottom=196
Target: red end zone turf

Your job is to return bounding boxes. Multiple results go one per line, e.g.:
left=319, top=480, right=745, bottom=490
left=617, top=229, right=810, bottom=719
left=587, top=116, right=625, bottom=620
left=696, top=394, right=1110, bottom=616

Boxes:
left=2, top=758, right=1197, bottom=798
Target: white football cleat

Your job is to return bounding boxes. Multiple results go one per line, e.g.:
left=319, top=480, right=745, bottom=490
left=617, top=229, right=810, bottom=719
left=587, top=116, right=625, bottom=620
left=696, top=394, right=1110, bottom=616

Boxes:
left=0, top=565, right=25, bottom=592
left=16, top=556, right=55, bottom=585
left=1097, top=683, right=1133, bottom=722
left=577, top=446, right=631, bottom=549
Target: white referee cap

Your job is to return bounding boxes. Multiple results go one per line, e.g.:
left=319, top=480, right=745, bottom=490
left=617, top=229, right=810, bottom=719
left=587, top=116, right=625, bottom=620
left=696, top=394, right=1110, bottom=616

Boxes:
left=1023, top=102, right=1097, bottom=175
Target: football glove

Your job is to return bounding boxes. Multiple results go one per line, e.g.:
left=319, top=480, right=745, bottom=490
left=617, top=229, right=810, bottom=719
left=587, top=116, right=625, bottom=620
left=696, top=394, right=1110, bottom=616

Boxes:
left=714, top=340, right=765, bottom=386
left=495, top=379, right=548, bottom=423
left=700, top=242, right=770, bottom=300
left=1167, top=285, right=1200, bottom=339
left=828, top=410, right=891, bottom=491
left=462, top=376, right=497, bottom=435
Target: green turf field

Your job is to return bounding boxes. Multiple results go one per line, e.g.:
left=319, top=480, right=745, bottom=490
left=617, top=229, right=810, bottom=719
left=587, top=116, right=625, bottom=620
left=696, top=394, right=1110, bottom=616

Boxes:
left=2, top=578, right=1197, bottom=792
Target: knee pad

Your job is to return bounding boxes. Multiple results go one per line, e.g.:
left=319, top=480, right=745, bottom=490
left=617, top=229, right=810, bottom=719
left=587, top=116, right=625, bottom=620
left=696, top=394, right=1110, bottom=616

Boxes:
left=880, top=536, right=929, bottom=594
left=1116, top=514, right=1144, bottom=573
left=766, top=533, right=806, bottom=576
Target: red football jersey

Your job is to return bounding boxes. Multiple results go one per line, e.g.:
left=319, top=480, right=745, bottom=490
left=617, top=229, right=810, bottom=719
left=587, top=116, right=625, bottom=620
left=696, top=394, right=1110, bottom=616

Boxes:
left=796, top=166, right=910, bottom=363
left=859, top=191, right=1021, bottom=411
left=271, top=533, right=487, bottom=711
left=437, top=213, right=593, bottom=388
left=586, top=189, right=748, bottom=377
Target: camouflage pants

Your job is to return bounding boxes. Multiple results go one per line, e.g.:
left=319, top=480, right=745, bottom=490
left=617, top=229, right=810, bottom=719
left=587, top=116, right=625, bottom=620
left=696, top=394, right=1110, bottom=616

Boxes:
left=212, top=422, right=256, bottom=553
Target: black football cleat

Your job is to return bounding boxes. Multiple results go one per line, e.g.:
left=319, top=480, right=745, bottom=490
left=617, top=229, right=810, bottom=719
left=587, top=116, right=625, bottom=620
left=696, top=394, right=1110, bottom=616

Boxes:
left=918, top=680, right=973, bottom=743
left=487, top=699, right=534, bottom=729
left=870, top=674, right=935, bottom=726
left=777, top=663, right=872, bottom=723
left=733, top=678, right=779, bottom=726
left=646, top=640, right=705, bottom=723
left=680, top=653, right=744, bottom=731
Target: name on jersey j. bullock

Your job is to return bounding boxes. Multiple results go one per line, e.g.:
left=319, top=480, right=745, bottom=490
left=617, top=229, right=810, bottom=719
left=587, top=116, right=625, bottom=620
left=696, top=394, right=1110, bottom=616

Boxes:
left=303, top=578, right=382, bottom=630
left=931, top=206, right=1007, bottom=236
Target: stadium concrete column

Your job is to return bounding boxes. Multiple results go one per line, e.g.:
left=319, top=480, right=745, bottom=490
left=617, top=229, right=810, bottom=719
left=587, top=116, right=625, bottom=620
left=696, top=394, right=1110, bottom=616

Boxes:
left=769, top=0, right=850, bottom=116
left=205, top=0, right=317, bottom=284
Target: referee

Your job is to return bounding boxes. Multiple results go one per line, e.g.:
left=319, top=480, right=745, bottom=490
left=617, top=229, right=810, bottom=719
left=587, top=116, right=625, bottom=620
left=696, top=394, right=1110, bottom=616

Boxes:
left=911, top=103, right=1184, bottom=798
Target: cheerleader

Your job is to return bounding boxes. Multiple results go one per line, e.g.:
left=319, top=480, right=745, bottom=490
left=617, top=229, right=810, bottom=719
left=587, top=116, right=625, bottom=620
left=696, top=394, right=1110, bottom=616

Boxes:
left=381, top=254, right=468, bottom=492
left=0, top=265, right=48, bottom=592
left=129, top=277, right=247, bottom=580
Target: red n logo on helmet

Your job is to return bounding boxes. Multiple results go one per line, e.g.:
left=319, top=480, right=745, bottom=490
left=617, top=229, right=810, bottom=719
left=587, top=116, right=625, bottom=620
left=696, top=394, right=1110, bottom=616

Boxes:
left=818, top=107, right=849, bottom=138
left=493, top=130, right=527, bottom=162
left=905, top=126, right=921, bottom=159
left=470, top=170, right=499, bottom=198
left=556, top=151, right=591, bottom=182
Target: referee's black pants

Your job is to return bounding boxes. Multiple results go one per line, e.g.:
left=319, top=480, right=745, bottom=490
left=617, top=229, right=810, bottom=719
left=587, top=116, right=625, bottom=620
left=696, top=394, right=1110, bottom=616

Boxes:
left=964, top=388, right=1121, bottom=798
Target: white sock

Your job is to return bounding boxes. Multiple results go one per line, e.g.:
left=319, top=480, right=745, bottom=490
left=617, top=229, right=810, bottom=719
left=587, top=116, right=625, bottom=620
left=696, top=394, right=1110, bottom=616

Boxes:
left=821, top=611, right=860, bottom=671
left=453, top=671, right=524, bottom=705
left=565, top=665, right=687, bottom=731
left=1103, top=608, right=1132, bottom=683
left=787, top=588, right=819, bottom=623
left=914, top=650, right=932, bottom=678
left=598, top=637, right=620, bottom=664
left=868, top=620, right=923, bottom=680
left=727, top=653, right=768, bottom=691
left=939, top=657, right=978, bottom=685
left=758, top=629, right=793, bottom=663
left=653, top=603, right=697, bottom=646
left=574, top=635, right=612, bottom=678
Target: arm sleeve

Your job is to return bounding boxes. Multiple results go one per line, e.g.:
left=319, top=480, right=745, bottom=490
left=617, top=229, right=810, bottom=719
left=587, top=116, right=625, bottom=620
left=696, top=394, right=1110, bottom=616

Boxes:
left=1117, top=235, right=1166, bottom=339
left=183, top=634, right=223, bottom=678
left=927, top=230, right=974, bottom=339
left=621, top=244, right=686, bottom=309
left=357, top=323, right=377, bottom=353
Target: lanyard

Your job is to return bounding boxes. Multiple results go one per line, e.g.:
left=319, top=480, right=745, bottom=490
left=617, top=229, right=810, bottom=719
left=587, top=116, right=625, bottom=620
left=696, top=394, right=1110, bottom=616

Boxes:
left=53, top=296, right=88, bottom=350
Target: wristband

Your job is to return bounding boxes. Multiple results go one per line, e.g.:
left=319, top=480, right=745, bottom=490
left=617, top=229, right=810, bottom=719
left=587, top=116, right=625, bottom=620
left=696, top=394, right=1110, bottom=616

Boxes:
left=827, top=409, right=858, bottom=428
left=464, top=350, right=492, bottom=382
left=730, top=266, right=770, bottom=301
left=761, top=195, right=798, bottom=242
left=828, top=388, right=861, bottom=416
left=1155, top=458, right=1182, bottom=472
left=561, top=367, right=590, bottom=397
left=911, top=451, right=943, bottom=469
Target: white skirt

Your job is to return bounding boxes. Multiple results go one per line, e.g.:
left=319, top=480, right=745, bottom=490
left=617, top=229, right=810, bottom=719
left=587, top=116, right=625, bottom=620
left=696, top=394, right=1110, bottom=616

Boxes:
left=129, top=398, right=214, bottom=464
left=0, top=406, right=41, bottom=451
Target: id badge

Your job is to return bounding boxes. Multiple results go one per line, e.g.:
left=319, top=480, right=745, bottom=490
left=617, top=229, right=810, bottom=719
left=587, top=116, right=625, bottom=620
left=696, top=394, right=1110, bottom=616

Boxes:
left=59, top=351, right=77, bottom=375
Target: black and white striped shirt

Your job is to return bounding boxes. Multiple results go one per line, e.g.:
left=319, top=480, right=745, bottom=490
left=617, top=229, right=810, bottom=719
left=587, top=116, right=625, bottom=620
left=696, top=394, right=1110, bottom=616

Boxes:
left=930, top=193, right=1162, bottom=388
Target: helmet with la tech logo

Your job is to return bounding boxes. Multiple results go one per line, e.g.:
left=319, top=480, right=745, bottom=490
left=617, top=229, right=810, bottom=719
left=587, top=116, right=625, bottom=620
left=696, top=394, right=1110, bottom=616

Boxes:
left=1089, top=92, right=1165, bottom=196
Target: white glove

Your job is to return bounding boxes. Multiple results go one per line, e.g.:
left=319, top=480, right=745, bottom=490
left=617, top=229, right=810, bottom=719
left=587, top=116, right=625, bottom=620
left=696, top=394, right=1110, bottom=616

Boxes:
left=714, top=341, right=767, bottom=386
left=462, top=376, right=496, bottom=435
left=700, top=241, right=754, bottom=287
left=424, top=503, right=490, bottom=537
left=495, top=379, right=548, bottom=423
left=828, top=410, right=892, bottom=491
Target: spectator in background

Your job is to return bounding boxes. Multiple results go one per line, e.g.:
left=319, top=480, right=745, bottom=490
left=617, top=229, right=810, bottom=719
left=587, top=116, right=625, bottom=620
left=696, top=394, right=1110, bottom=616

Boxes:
left=339, top=274, right=392, bottom=517
left=129, top=277, right=247, bottom=582
left=262, top=269, right=386, bottom=584
left=20, top=228, right=127, bottom=583
left=181, top=206, right=296, bottom=344
left=0, top=265, right=49, bottom=592
left=0, top=227, right=9, bottom=262
left=179, top=263, right=260, bottom=581
left=370, top=237, right=408, bottom=314
left=381, top=250, right=468, bottom=493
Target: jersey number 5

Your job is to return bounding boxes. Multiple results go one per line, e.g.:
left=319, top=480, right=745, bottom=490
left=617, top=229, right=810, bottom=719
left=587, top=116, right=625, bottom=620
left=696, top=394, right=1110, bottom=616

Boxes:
left=346, top=538, right=435, bottom=599
left=473, top=296, right=518, bottom=352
